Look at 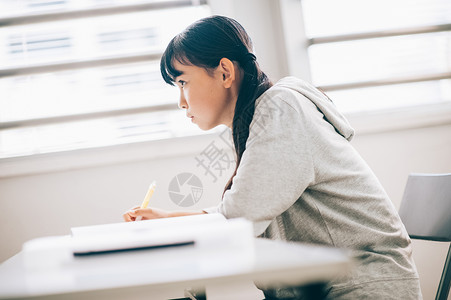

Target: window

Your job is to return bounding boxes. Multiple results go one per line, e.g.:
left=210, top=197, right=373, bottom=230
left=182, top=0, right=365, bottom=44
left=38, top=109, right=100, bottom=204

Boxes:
left=300, top=0, right=451, bottom=114
left=0, top=0, right=211, bottom=159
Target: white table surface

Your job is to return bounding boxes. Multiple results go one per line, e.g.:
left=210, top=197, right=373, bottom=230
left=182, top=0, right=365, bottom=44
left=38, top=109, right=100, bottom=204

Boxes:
left=0, top=238, right=351, bottom=300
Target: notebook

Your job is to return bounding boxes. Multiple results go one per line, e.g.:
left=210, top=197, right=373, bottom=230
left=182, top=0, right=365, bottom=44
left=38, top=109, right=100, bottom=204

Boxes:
left=70, top=213, right=243, bottom=256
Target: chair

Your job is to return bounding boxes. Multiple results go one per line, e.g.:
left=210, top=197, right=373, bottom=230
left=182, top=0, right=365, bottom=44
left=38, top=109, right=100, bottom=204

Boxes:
left=398, top=173, right=451, bottom=300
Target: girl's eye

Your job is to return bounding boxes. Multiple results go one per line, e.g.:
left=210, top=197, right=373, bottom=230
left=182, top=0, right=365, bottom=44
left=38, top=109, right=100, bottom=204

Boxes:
left=178, top=80, right=186, bottom=88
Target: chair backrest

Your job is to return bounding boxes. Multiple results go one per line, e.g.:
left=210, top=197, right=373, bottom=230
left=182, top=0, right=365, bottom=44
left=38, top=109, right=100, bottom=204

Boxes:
left=398, top=173, right=451, bottom=242
left=399, top=173, right=451, bottom=300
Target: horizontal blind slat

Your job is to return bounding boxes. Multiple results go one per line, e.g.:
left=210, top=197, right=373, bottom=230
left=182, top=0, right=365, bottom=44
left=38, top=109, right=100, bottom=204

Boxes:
left=318, top=72, right=451, bottom=92
left=0, top=103, right=178, bottom=129
left=0, top=0, right=208, bottom=27
left=0, top=52, right=162, bottom=78
left=308, top=23, right=451, bottom=44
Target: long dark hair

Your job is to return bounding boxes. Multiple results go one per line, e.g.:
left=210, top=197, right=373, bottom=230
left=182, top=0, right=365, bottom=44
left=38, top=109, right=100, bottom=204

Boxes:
left=160, top=15, right=272, bottom=195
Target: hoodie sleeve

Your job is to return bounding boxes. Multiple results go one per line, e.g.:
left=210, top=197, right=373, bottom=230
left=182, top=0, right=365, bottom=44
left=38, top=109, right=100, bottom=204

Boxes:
left=205, top=92, right=316, bottom=236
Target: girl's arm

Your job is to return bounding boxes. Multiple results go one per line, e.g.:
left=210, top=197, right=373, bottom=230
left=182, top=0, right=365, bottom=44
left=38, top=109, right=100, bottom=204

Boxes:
left=211, top=94, right=316, bottom=235
left=123, top=206, right=206, bottom=222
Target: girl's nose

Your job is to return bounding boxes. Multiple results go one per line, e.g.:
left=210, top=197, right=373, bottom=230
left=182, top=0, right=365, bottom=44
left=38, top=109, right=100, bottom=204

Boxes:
left=178, top=92, right=188, bottom=109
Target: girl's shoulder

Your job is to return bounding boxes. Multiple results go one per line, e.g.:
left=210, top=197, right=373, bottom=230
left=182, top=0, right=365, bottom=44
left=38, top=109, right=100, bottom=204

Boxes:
left=255, top=77, right=315, bottom=116
left=259, top=76, right=355, bottom=141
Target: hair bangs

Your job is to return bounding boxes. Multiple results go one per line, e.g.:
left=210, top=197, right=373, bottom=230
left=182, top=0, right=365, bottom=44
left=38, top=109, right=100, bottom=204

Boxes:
left=160, top=38, right=193, bottom=86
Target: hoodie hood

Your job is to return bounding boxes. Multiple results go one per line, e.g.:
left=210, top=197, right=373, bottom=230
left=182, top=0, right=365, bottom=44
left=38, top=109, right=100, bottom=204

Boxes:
left=274, top=76, right=355, bottom=141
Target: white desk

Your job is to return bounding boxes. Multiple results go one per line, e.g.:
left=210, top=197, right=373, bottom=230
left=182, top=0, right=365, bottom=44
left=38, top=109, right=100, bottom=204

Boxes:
left=0, top=238, right=351, bottom=300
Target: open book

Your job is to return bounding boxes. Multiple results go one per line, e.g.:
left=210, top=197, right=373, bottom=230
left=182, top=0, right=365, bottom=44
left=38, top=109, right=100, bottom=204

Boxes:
left=70, top=214, right=252, bottom=256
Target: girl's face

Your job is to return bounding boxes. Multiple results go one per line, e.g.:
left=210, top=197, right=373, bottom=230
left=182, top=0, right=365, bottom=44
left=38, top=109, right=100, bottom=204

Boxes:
left=173, top=59, right=239, bottom=130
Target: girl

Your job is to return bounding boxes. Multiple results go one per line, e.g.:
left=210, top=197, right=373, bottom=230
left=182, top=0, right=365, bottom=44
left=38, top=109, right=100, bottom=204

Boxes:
left=123, top=15, right=422, bottom=299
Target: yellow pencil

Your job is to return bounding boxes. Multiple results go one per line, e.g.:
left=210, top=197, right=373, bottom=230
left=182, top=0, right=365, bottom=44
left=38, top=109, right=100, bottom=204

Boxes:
left=135, top=180, right=156, bottom=221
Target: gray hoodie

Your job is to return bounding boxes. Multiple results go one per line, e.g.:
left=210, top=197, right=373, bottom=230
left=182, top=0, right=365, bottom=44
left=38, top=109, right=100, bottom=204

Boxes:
left=205, top=77, right=422, bottom=299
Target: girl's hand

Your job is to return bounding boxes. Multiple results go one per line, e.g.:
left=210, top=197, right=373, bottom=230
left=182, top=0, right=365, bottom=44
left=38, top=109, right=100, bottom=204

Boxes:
left=123, top=206, right=171, bottom=222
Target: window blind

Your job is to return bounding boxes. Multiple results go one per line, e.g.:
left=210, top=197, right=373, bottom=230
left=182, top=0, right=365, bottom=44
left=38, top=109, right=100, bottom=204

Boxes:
left=0, top=0, right=210, bottom=158
left=301, top=0, right=451, bottom=114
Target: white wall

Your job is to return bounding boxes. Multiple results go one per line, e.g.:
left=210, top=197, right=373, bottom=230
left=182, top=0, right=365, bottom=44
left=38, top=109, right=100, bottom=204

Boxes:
left=1, top=1, right=450, bottom=299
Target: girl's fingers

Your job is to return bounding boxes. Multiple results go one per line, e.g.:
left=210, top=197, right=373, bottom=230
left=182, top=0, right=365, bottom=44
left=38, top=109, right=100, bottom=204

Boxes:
left=123, top=212, right=131, bottom=222
left=132, top=208, right=152, bottom=217
left=123, top=206, right=166, bottom=222
left=123, top=206, right=141, bottom=222
left=128, top=207, right=141, bottom=215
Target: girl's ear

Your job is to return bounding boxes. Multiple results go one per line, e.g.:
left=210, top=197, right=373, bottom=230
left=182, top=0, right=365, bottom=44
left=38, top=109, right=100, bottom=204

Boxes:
left=218, top=58, right=235, bottom=88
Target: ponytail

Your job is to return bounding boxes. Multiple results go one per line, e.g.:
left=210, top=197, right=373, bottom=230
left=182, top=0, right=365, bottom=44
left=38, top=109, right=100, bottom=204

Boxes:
left=224, top=53, right=272, bottom=194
